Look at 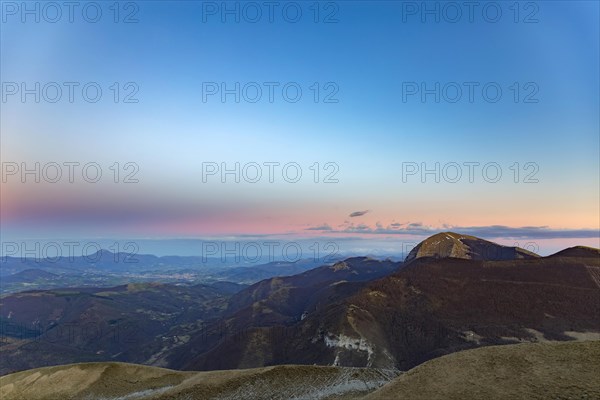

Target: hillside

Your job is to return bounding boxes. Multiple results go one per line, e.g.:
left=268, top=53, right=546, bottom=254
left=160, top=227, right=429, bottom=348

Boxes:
left=0, top=283, right=231, bottom=375
left=365, top=340, right=600, bottom=399
left=168, top=257, right=400, bottom=370
left=0, top=362, right=398, bottom=400
left=227, top=257, right=401, bottom=314
left=2, top=341, right=598, bottom=399
left=309, top=253, right=600, bottom=370
left=0, top=257, right=399, bottom=375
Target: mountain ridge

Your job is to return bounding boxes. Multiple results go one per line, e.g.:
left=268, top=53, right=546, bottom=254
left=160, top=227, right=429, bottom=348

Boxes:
left=178, top=235, right=600, bottom=372
left=2, top=232, right=599, bottom=376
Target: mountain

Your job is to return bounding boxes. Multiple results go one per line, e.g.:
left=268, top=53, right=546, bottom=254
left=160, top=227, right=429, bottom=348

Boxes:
left=0, top=362, right=398, bottom=400
left=212, top=258, right=342, bottom=284
left=227, top=257, right=401, bottom=314
left=365, top=340, right=600, bottom=400
left=165, top=257, right=401, bottom=370
left=301, top=252, right=600, bottom=370
left=171, top=236, right=599, bottom=372
left=404, top=232, right=539, bottom=263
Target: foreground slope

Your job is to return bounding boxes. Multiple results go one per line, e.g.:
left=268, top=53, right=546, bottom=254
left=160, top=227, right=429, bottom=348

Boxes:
left=365, top=340, right=600, bottom=400
left=0, top=362, right=398, bottom=400
left=2, top=341, right=598, bottom=399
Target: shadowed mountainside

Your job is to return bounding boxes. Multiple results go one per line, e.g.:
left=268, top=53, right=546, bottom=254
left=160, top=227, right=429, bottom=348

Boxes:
left=0, top=283, right=231, bottom=375
left=177, top=239, right=599, bottom=371
left=165, top=257, right=402, bottom=370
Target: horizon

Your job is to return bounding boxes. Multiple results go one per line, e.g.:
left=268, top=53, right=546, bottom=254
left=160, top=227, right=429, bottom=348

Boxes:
left=1, top=231, right=598, bottom=258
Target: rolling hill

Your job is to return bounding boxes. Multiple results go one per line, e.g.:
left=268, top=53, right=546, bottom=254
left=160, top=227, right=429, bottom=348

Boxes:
left=0, top=362, right=398, bottom=400
left=2, top=341, right=597, bottom=399
left=365, top=340, right=600, bottom=399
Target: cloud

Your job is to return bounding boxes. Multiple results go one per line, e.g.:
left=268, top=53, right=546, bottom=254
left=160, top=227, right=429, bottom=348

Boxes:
left=349, top=210, right=370, bottom=218
left=303, top=222, right=599, bottom=240
left=354, top=224, right=371, bottom=231
left=305, top=223, right=333, bottom=231
left=448, top=225, right=599, bottom=240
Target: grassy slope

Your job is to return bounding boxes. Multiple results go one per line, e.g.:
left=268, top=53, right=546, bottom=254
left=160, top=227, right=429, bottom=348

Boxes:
left=364, top=340, right=600, bottom=400
left=2, top=341, right=598, bottom=399
left=0, top=362, right=397, bottom=400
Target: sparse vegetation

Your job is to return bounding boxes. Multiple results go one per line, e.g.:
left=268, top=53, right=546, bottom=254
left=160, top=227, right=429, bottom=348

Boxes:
left=365, top=341, right=600, bottom=400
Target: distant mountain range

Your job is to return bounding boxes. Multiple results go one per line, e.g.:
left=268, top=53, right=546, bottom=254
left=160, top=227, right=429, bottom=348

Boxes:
left=1, top=232, right=599, bottom=377
left=0, top=252, right=343, bottom=295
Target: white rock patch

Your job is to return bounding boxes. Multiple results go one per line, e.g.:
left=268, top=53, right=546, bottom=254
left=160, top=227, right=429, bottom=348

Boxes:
left=324, top=333, right=374, bottom=365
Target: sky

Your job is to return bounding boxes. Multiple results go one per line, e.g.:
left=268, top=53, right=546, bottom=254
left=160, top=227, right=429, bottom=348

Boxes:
left=1, top=1, right=599, bottom=255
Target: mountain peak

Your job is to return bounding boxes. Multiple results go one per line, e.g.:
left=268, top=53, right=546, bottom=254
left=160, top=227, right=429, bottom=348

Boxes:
left=405, top=232, right=539, bottom=263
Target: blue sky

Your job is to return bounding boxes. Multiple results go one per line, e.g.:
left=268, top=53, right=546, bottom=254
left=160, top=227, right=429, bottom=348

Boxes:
left=1, top=1, right=599, bottom=254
